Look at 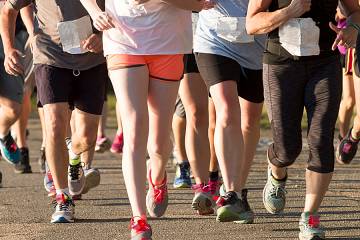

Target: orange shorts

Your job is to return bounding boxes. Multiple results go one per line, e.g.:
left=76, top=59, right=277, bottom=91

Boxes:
left=107, top=54, right=184, bottom=81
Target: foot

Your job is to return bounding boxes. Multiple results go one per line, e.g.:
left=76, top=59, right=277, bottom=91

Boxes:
left=51, top=192, right=75, bottom=223
left=299, top=212, right=325, bottom=240
left=173, top=162, right=191, bottom=189
left=130, top=217, right=152, bottom=240
left=68, top=160, right=85, bottom=196
left=336, top=128, right=359, bottom=164
left=216, top=190, right=254, bottom=223
left=38, top=147, right=46, bottom=174
left=0, top=132, right=21, bottom=165
left=263, top=166, right=287, bottom=214
left=110, top=133, right=124, bottom=154
left=14, top=148, right=32, bottom=174
left=146, top=169, right=168, bottom=218
left=82, top=167, right=101, bottom=194
left=192, top=183, right=215, bottom=215
left=95, top=136, right=111, bottom=153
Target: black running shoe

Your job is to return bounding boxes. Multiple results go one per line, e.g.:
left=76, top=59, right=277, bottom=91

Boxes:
left=336, top=128, right=359, bottom=164
left=14, top=148, right=32, bottom=174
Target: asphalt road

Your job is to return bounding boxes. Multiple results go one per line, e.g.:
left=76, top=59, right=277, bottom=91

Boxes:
left=0, top=118, right=359, bottom=240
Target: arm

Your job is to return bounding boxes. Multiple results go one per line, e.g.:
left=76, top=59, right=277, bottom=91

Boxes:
left=246, top=0, right=311, bottom=35
left=79, top=0, right=114, bottom=31
left=330, top=0, right=360, bottom=50
left=161, top=0, right=215, bottom=12
left=1, top=2, right=24, bottom=76
left=19, top=4, right=34, bottom=36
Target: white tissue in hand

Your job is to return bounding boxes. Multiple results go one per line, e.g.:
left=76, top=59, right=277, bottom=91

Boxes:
left=216, top=17, right=254, bottom=43
left=279, top=18, right=320, bottom=57
left=57, top=15, right=93, bottom=55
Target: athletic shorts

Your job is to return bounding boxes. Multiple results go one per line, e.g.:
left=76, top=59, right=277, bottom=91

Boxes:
left=341, top=48, right=359, bottom=77
left=0, top=31, right=33, bottom=103
left=107, top=54, right=184, bottom=81
left=174, top=96, right=186, bottom=118
left=184, top=53, right=199, bottom=74
left=195, top=53, right=264, bottom=103
left=34, top=63, right=107, bottom=115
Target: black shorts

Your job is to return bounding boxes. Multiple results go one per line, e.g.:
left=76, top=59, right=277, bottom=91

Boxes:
left=195, top=53, right=264, bottom=103
left=184, top=53, right=199, bottom=74
left=34, top=63, right=107, bottom=115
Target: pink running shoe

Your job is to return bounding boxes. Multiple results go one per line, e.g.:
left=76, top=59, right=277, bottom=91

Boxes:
left=208, top=179, right=222, bottom=196
left=146, top=169, right=169, bottom=218
left=130, top=216, right=152, bottom=240
left=110, top=133, right=124, bottom=154
left=192, top=183, right=215, bottom=215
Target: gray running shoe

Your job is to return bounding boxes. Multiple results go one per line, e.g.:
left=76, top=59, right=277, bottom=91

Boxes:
left=216, top=190, right=254, bottom=223
left=130, top=217, right=152, bottom=240
left=263, top=166, right=287, bottom=214
left=68, top=162, right=85, bottom=196
left=299, top=212, right=325, bottom=240
left=191, top=183, right=215, bottom=215
left=82, top=167, right=101, bottom=194
left=51, top=192, right=75, bottom=223
left=146, top=170, right=168, bottom=218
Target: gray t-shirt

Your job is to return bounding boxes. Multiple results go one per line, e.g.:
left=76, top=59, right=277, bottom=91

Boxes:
left=194, top=0, right=266, bottom=70
left=8, top=0, right=105, bottom=70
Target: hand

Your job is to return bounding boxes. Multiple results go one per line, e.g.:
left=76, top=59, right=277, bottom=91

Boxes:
left=91, top=11, right=115, bottom=31
left=82, top=33, right=103, bottom=53
left=286, top=0, right=311, bottom=18
left=4, top=48, right=24, bottom=76
left=330, top=22, right=358, bottom=50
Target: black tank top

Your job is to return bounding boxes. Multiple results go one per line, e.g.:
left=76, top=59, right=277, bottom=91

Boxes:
left=264, top=0, right=339, bottom=64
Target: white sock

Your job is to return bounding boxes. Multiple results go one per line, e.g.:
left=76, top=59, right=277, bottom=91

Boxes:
left=56, top=188, right=70, bottom=197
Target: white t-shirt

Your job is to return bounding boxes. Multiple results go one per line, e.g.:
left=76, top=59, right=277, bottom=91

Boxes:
left=103, top=0, right=193, bottom=56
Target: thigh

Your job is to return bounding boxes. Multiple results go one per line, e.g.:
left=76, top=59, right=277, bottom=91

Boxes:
left=34, top=64, right=72, bottom=106
left=263, top=63, right=305, bottom=149
left=238, top=67, right=264, bottom=104
left=73, top=63, right=107, bottom=115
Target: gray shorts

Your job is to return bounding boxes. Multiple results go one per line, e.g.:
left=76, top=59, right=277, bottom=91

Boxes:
left=175, top=96, right=186, bottom=118
left=0, top=31, right=33, bottom=103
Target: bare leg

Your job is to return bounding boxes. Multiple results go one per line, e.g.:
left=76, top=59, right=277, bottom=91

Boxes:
left=338, top=71, right=355, bottom=138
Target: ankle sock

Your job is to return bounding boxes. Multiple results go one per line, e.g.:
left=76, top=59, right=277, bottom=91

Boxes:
left=209, top=171, right=219, bottom=181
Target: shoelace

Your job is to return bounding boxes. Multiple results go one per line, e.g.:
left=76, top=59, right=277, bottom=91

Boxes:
left=51, top=194, right=75, bottom=210
left=208, top=180, right=220, bottom=195
left=270, top=184, right=287, bottom=198
left=192, top=183, right=211, bottom=193
left=69, top=163, right=82, bottom=180
left=130, top=217, right=151, bottom=233
left=153, top=184, right=167, bottom=204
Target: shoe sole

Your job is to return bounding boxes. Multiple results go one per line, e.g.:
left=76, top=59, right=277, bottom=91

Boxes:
left=262, top=184, right=284, bottom=215
left=14, top=168, right=32, bottom=174
left=82, top=171, right=101, bottom=194
left=216, top=207, right=254, bottom=224
left=110, top=148, right=122, bottom=154
left=299, top=233, right=325, bottom=240
left=191, top=195, right=214, bottom=215
left=51, top=216, right=74, bottom=223
left=0, top=148, right=19, bottom=165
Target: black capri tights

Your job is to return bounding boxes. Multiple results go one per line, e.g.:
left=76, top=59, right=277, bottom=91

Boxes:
left=264, top=55, right=342, bottom=173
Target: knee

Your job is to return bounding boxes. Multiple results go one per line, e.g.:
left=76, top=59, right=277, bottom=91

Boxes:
left=268, top=142, right=302, bottom=168
left=3, top=102, right=21, bottom=120
left=45, top=114, right=67, bottom=139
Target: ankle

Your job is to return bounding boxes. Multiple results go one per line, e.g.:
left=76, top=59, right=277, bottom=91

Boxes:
left=209, top=171, right=219, bottom=182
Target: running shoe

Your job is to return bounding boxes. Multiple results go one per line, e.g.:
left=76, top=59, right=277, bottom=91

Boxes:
left=14, top=147, right=32, bottom=174
left=192, top=183, right=215, bottom=215
left=51, top=192, right=75, bottom=223
left=95, top=136, right=111, bottom=153
left=336, top=128, right=359, bottom=164
left=146, top=169, right=168, bottom=218
left=68, top=161, right=85, bottom=196
left=299, top=212, right=325, bottom=240
left=82, top=167, right=101, bottom=194
left=130, top=217, right=152, bottom=240
left=38, top=147, right=46, bottom=174
left=263, top=166, right=287, bottom=214
left=173, top=162, right=191, bottom=189
left=208, top=178, right=221, bottom=196
left=110, top=133, right=124, bottom=154
left=0, top=132, right=21, bottom=165
left=216, top=190, right=254, bottom=223
left=0, top=171, right=2, bottom=188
